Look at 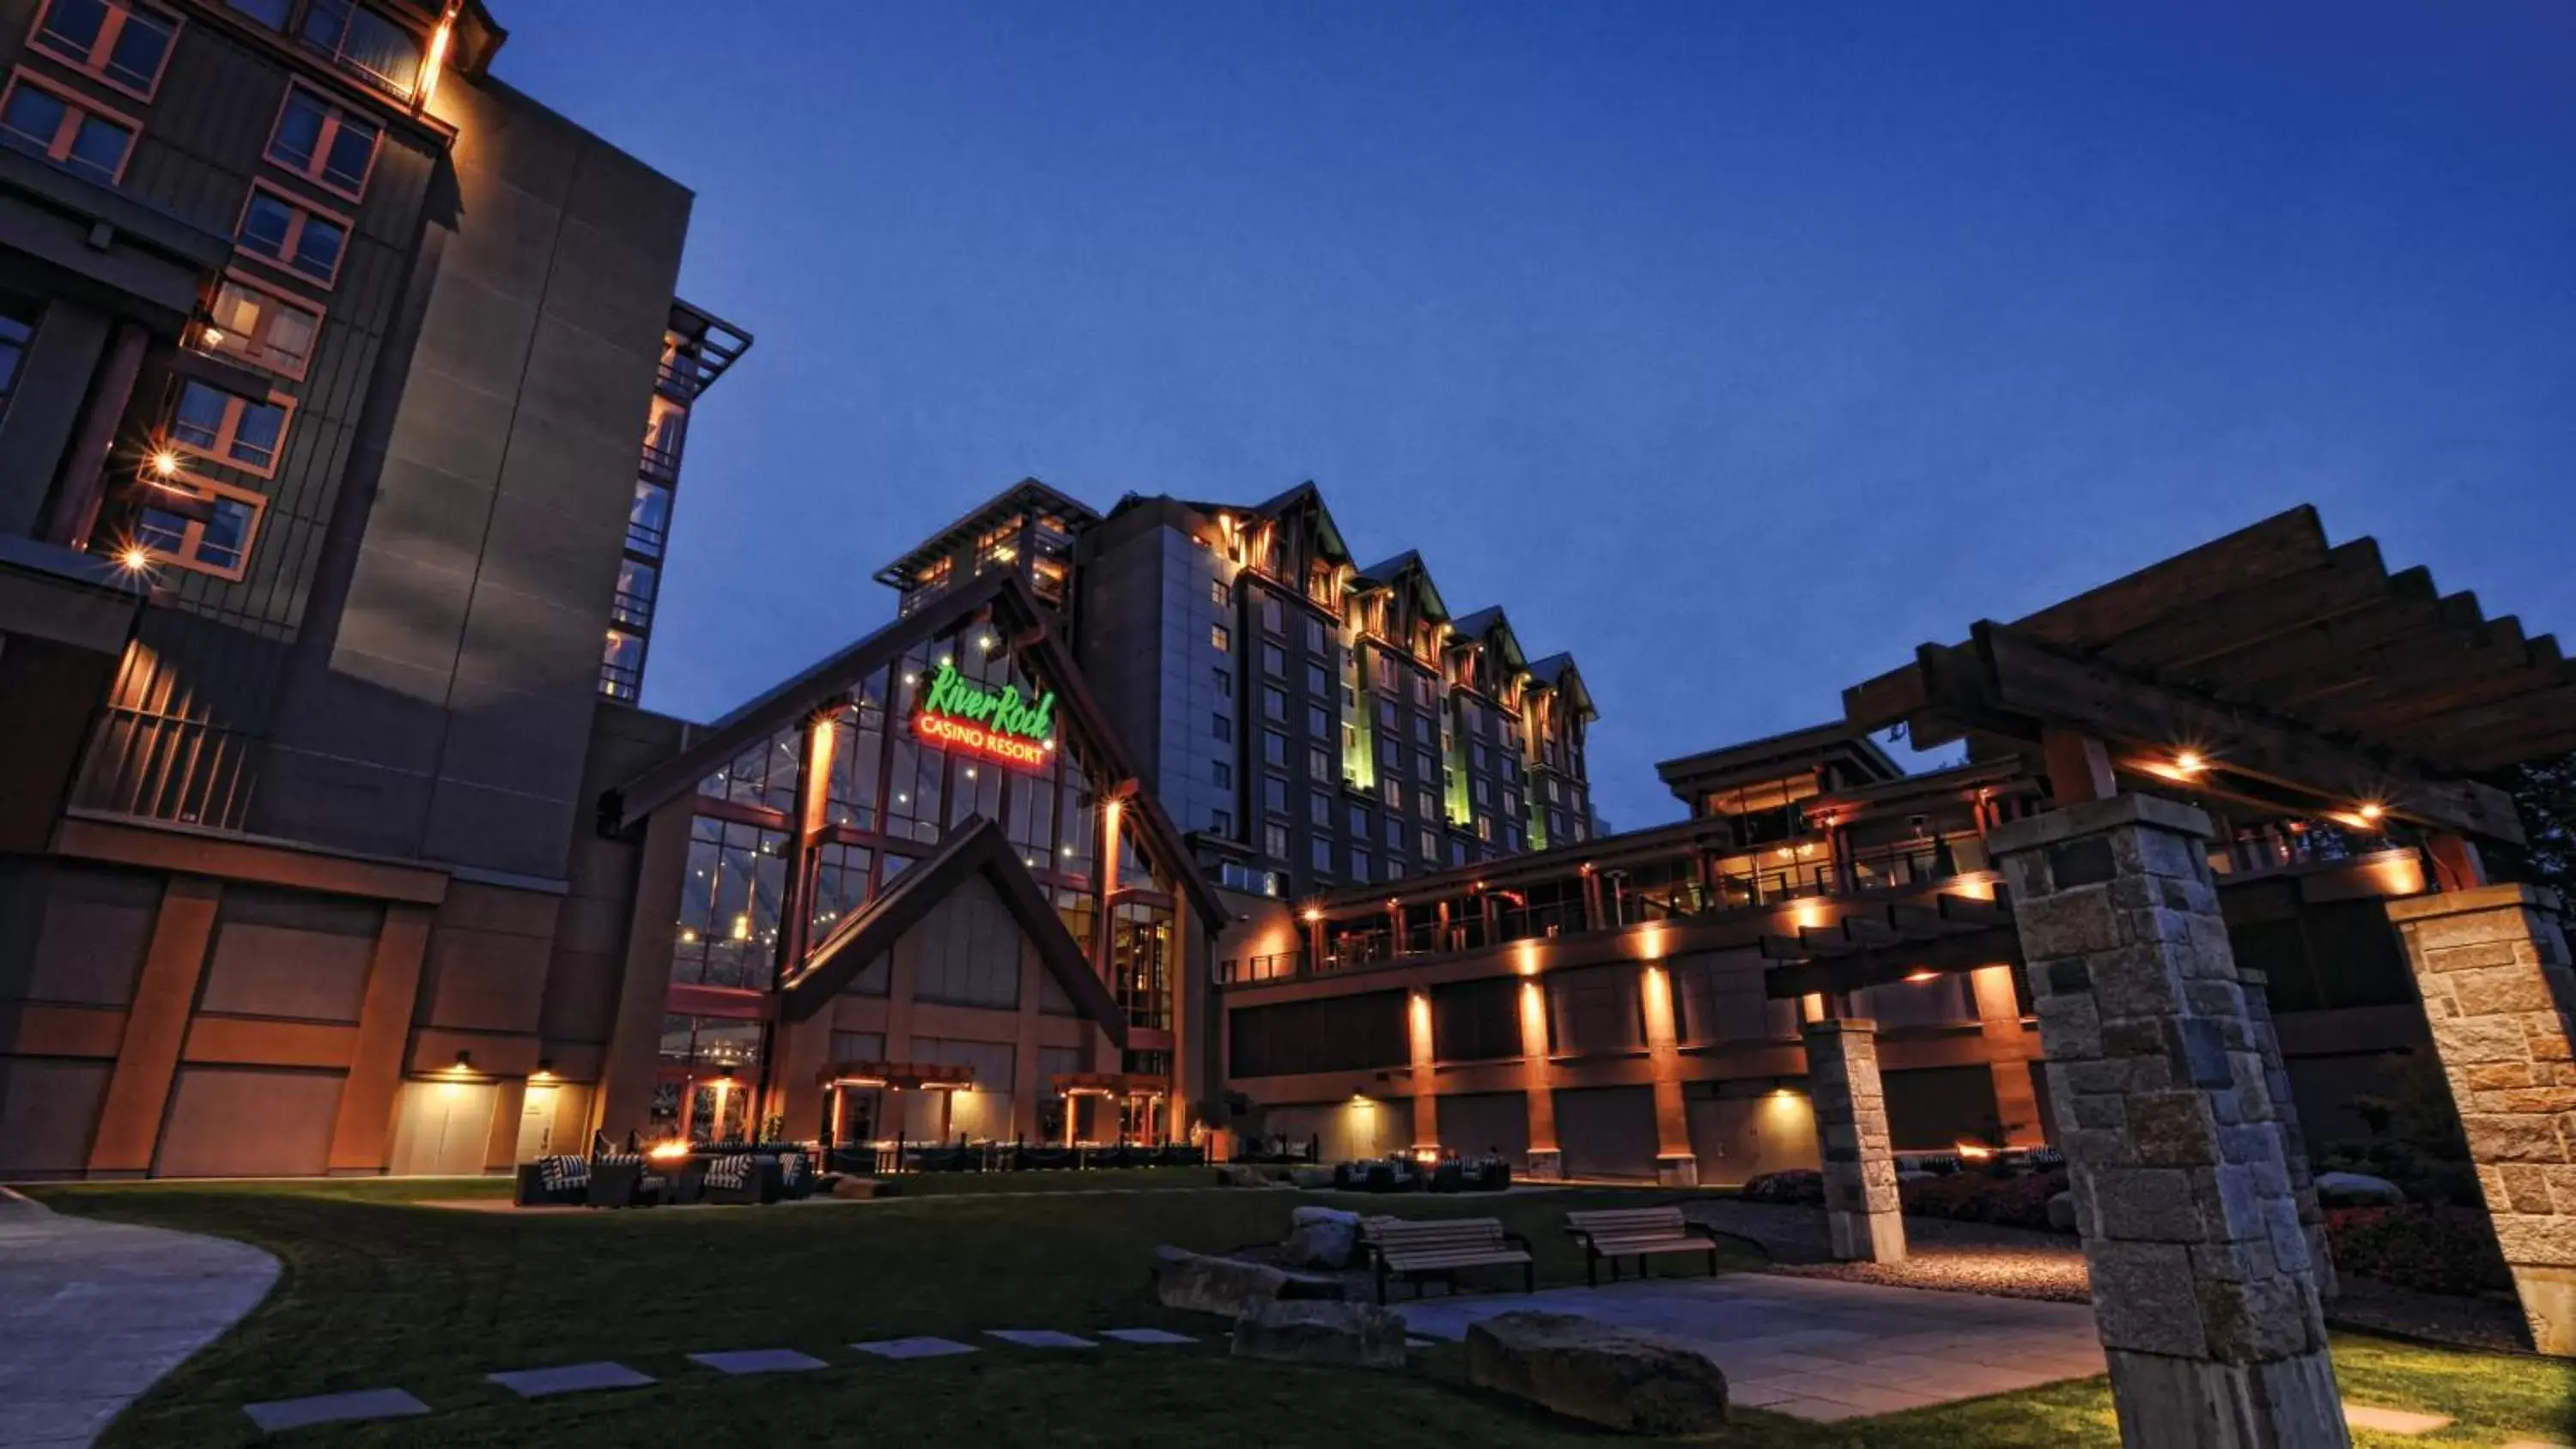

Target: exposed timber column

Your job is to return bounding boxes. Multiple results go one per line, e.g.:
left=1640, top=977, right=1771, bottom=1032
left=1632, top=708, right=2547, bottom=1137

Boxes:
left=1641, top=962, right=1697, bottom=1185
left=1406, top=986, right=1439, bottom=1156
left=1968, top=964, right=2048, bottom=1146
left=2239, top=962, right=2337, bottom=1300
left=1992, top=793, right=2346, bottom=1449
left=1518, top=977, right=1561, bottom=1179
left=2384, top=884, right=2576, bottom=1356
left=88, top=876, right=222, bottom=1177
left=1802, top=1018, right=1904, bottom=1262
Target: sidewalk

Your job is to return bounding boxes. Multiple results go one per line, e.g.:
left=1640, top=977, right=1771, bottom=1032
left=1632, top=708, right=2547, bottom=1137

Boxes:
left=0, top=1190, right=277, bottom=1447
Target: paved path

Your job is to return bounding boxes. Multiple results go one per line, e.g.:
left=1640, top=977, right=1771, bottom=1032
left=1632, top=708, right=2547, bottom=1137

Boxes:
left=1393, top=1271, right=2108, bottom=1422
left=0, top=1191, right=277, bottom=1447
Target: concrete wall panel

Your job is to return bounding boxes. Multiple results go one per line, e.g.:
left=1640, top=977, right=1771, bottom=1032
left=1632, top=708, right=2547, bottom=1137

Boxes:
left=155, top=1066, right=343, bottom=1178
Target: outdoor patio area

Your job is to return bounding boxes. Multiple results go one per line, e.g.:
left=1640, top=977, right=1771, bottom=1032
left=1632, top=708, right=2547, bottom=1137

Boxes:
left=1395, top=1272, right=2107, bottom=1422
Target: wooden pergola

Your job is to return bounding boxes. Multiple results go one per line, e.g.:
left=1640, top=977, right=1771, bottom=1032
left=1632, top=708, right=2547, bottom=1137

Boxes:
left=1841, top=505, right=2569, bottom=867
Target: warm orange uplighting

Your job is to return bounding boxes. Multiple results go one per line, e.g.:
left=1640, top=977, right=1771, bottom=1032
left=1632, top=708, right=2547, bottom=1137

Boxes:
left=1905, top=969, right=1940, bottom=985
left=2172, top=750, right=2205, bottom=774
left=1954, top=1141, right=1996, bottom=1161
left=416, top=4, right=457, bottom=111
left=2359, top=802, right=2385, bottom=822
left=199, top=326, right=226, bottom=348
left=117, top=544, right=151, bottom=571
left=647, top=1139, right=692, bottom=1164
left=149, top=449, right=180, bottom=477
left=1300, top=907, right=1322, bottom=924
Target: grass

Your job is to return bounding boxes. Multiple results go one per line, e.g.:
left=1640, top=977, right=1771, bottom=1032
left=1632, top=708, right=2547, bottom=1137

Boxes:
left=26, top=1179, right=2573, bottom=1447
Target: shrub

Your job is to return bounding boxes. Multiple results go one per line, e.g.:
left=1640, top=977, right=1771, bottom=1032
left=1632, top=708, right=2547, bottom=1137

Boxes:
left=1899, top=1167, right=2070, bottom=1231
left=2325, top=1205, right=2512, bottom=1297
left=1740, top=1169, right=1825, bottom=1205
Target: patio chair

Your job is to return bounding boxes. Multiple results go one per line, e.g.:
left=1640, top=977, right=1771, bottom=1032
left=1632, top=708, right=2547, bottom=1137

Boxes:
left=701, top=1154, right=762, bottom=1205
left=586, top=1156, right=663, bottom=1209
left=519, top=1155, right=588, bottom=1206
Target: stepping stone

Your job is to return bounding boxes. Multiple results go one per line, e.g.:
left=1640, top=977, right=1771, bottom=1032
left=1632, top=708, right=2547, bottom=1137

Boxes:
left=688, top=1349, right=829, bottom=1374
left=986, top=1329, right=1096, bottom=1349
left=854, top=1336, right=979, bottom=1360
left=1099, top=1329, right=1194, bottom=1345
left=488, top=1361, right=655, bottom=1397
left=243, top=1388, right=430, bottom=1433
left=2345, top=1405, right=2454, bottom=1435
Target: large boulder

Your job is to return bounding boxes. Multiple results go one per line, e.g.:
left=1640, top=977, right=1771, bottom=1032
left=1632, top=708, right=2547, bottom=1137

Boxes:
left=1288, top=1166, right=1337, bottom=1190
left=1155, top=1246, right=1288, bottom=1316
left=1284, top=1206, right=1363, bottom=1269
left=1216, top=1163, right=1279, bottom=1188
left=2045, top=1190, right=2078, bottom=1234
left=2316, top=1172, right=2404, bottom=1207
left=1465, top=1312, right=1729, bottom=1434
left=1231, top=1299, right=1406, bottom=1370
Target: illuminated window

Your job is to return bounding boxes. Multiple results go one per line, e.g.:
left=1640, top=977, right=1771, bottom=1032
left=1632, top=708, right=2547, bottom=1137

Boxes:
left=1308, top=744, right=1330, bottom=781
left=1208, top=577, right=1225, bottom=608
left=203, top=273, right=320, bottom=379
left=601, top=627, right=645, bottom=700
left=236, top=183, right=349, bottom=286
left=31, top=0, right=178, bottom=100
left=265, top=84, right=381, bottom=199
left=131, top=471, right=263, bottom=579
left=169, top=378, right=290, bottom=476
left=1210, top=623, right=1229, bottom=653
left=0, top=70, right=136, bottom=184
left=1476, top=815, right=1492, bottom=842
left=612, top=555, right=657, bottom=628
left=628, top=477, right=672, bottom=556
left=298, top=0, right=422, bottom=98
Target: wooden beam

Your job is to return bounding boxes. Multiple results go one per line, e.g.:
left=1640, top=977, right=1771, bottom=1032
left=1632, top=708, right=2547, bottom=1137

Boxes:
left=2187, top=589, right=2480, bottom=700
left=1763, top=927, right=2023, bottom=998
left=2095, top=539, right=2393, bottom=676
left=1973, top=623, right=2522, bottom=844
left=2009, top=506, right=2331, bottom=647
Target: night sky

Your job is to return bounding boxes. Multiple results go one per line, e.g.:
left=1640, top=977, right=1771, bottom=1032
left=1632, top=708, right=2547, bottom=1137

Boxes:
left=496, top=2, right=2576, bottom=833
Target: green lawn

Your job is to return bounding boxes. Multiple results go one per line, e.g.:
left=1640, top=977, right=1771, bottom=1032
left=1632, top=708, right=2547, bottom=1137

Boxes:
left=27, top=1179, right=2573, bottom=1447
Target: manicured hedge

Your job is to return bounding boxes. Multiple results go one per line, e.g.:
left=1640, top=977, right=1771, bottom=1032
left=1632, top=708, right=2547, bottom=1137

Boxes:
left=1898, top=1167, right=2069, bottom=1231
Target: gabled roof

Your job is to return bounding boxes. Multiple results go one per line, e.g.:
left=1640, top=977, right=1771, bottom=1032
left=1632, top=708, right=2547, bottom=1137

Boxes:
left=780, top=817, right=1126, bottom=1045
left=1352, top=550, right=1450, bottom=622
left=1446, top=605, right=1529, bottom=682
left=1655, top=719, right=1901, bottom=797
left=1527, top=652, right=1597, bottom=721
left=606, top=573, right=1231, bottom=930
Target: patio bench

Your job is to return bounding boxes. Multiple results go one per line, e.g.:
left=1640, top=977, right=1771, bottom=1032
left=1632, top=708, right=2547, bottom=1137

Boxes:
left=1564, top=1206, right=1722, bottom=1285
left=1360, top=1216, right=1534, bottom=1305
left=701, top=1154, right=764, bottom=1205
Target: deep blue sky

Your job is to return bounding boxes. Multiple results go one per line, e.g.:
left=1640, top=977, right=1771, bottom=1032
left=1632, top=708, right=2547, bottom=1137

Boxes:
left=500, top=3, right=2575, bottom=833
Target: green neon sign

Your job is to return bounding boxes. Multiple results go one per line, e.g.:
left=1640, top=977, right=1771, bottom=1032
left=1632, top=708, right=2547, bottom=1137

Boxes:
left=915, top=660, right=1057, bottom=767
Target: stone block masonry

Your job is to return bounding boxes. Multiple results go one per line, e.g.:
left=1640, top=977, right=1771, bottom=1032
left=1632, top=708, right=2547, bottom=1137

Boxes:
left=2385, top=884, right=2576, bottom=1357
left=1991, top=794, right=2348, bottom=1449
left=1802, top=1019, right=1905, bottom=1263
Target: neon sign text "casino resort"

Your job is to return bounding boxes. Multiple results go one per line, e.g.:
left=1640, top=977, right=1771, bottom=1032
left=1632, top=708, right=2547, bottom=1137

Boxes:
left=913, top=660, right=1057, bottom=768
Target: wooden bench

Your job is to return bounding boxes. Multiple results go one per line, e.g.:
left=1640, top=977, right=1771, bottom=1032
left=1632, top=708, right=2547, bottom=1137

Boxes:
left=1564, top=1206, right=1722, bottom=1286
left=1361, top=1216, right=1534, bottom=1305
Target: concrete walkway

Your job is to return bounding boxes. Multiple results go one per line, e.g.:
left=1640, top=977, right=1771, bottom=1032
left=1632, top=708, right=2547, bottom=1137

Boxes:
left=1393, top=1270, right=2107, bottom=1422
left=0, top=1191, right=277, bottom=1447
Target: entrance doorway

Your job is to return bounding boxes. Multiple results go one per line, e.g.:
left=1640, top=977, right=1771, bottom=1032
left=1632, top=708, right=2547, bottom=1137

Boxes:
left=514, top=1084, right=561, bottom=1162
left=389, top=1079, right=495, bottom=1176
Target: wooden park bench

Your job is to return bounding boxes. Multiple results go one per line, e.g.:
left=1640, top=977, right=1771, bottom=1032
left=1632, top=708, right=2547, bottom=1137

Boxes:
left=1564, top=1206, right=1723, bottom=1286
left=1360, top=1216, right=1534, bottom=1305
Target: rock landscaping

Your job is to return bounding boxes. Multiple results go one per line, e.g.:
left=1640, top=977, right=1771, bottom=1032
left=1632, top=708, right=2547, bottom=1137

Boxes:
left=1463, top=1311, right=1730, bottom=1434
left=1230, top=1300, right=1407, bottom=1370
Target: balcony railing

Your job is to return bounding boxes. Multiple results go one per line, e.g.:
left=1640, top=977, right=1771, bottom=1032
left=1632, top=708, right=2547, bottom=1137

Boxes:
left=641, top=440, right=682, bottom=485
left=1223, top=832, right=1993, bottom=987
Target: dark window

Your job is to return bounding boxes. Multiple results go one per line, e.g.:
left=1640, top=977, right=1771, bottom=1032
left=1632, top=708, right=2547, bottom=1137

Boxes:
left=238, top=187, right=348, bottom=284
left=1229, top=991, right=1409, bottom=1076
left=1307, top=745, right=1331, bottom=780
left=1263, top=642, right=1285, bottom=676
left=1432, top=977, right=1523, bottom=1063
left=33, top=0, right=177, bottom=98
left=266, top=85, right=381, bottom=197
left=1212, top=665, right=1230, bottom=694
left=1263, top=684, right=1285, bottom=721
left=1546, top=966, right=1646, bottom=1055
left=0, top=300, right=33, bottom=415
left=1306, top=663, right=1327, bottom=694
left=0, top=73, right=134, bottom=184
left=1261, top=592, right=1283, bottom=633
left=1211, top=712, right=1230, bottom=741
left=224, top=0, right=290, bottom=26
left=1263, top=730, right=1287, bottom=767
left=1311, top=836, right=1332, bottom=870
left=170, top=379, right=289, bottom=474
left=1210, top=809, right=1231, bottom=835
left=1264, top=775, right=1287, bottom=810
left=1305, top=617, right=1324, bottom=652
left=134, top=475, right=262, bottom=579
left=1309, top=791, right=1330, bottom=826
left=1212, top=761, right=1230, bottom=789
left=1306, top=704, right=1327, bottom=737
left=1263, top=822, right=1289, bottom=859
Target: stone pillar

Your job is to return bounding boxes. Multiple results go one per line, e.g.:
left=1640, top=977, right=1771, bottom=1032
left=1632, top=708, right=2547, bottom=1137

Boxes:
left=2239, top=963, right=2336, bottom=1300
left=1991, top=795, right=2346, bottom=1449
left=2384, top=884, right=2576, bottom=1356
left=1641, top=964, right=1698, bottom=1185
left=1802, top=1019, right=1905, bottom=1262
